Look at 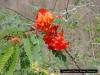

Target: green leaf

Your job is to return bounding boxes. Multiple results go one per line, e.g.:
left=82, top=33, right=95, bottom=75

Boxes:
left=51, top=50, right=68, bottom=69
left=86, top=66, right=97, bottom=69
left=96, top=18, right=100, bottom=23
left=37, top=37, right=47, bottom=63
left=32, top=38, right=42, bottom=63
left=0, top=47, right=14, bottom=72
left=91, top=60, right=100, bottom=66
left=7, top=45, right=20, bottom=75
left=75, top=0, right=81, bottom=5
left=23, top=38, right=33, bottom=64
left=72, top=22, right=78, bottom=27
left=0, top=42, right=14, bottom=59
left=73, top=14, right=80, bottom=18
left=84, top=26, right=90, bottom=31
left=96, top=28, right=100, bottom=31
left=30, top=35, right=47, bottom=64
left=96, top=37, right=100, bottom=43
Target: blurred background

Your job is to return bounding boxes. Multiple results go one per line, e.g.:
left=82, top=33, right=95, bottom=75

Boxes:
left=0, top=0, right=100, bottom=75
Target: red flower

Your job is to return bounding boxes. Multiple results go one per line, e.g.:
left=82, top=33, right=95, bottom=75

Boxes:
left=33, top=23, right=51, bottom=32
left=33, top=23, right=41, bottom=29
left=8, top=36, right=20, bottom=44
left=38, top=8, right=48, bottom=14
left=36, top=8, right=54, bottom=24
left=57, top=15, right=63, bottom=19
left=32, top=8, right=70, bottom=51
left=43, top=30, right=70, bottom=51
left=45, top=24, right=61, bottom=34
left=45, top=12, right=54, bottom=23
left=52, top=33, right=70, bottom=51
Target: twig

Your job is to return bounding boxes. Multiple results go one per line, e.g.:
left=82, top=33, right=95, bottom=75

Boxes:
left=0, top=27, right=36, bottom=48
left=65, top=0, right=69, bottom=19
left=65, top=49, right=85, bottom=75
left=65, top=49, right=80, bottom=69
left=6, top=8, right=34, bottom=22
left=65, top=0, right=82, bottom=70
left=92, top=43, right=100, bottom=45
left=66, top=0, right=69, bottom=13
left=53, top=0, right=57, bottom=10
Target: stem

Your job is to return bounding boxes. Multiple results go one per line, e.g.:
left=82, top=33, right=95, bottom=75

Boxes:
left=65, top=0, right=69, bottom=19
left=65, top=49, right=80, bottom=69
left=6, top=8, right=34, bottom=22
left=66, top=0, right=69, bottom=13
left=65, top=49, right=85, bottom=75
left=54, top=0, right=57, bottom=10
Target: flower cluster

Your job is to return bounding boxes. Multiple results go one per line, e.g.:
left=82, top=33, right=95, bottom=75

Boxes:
left=32, top=8, right=70, bottom=51
left=8, top=8, right=70, bottom=51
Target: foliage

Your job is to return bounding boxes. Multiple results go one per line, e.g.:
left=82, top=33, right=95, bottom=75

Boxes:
left=75, top=0, right=89, bottom=5
left=23, top=38, right=33, bottom=64
left=0, top=3, right=100, bottom=74
left=7, top=45, right=19, bottom=75
left=0, top=9, right=69, bottom=75
left=0, top=47, right=14, bottom=73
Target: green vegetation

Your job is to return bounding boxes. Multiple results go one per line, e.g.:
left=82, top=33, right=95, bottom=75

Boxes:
left=0, top=1, right=100, bottom=74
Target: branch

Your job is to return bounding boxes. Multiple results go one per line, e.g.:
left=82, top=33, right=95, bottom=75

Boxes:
left=65, top=49, right=85, bottom=75
left=65, top=49, right=80, bottom=69
left=66, top=0, right=69, bottom=13
left=65, top=0, right=69, bottom=19
left=6, top=8, right=35, bottom=22
left=53, top=0, right=57, bottom=10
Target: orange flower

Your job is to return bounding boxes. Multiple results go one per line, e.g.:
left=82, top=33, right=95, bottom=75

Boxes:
left=36, top=8, right=54, bottom=24
left=45, top=12, right=54, bottom=23
left=43, top=30, right=70, bottom=51
left=32, top=8, right=70, bottom=51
